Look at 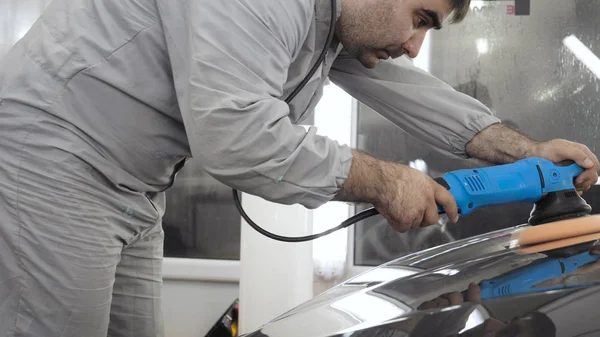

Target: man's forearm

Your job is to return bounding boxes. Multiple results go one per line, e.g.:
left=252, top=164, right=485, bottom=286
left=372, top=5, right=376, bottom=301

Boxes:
left=333, top=149, right=461, bottom=230
left=465, top=123, right=540, bottom=164
left=333, top=150, right=389, bottom=204
left=337, top=123, right=540, bottom=203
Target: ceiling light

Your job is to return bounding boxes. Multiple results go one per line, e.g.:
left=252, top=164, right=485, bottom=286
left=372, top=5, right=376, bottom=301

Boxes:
left=563, top=35, right=600, bottom=79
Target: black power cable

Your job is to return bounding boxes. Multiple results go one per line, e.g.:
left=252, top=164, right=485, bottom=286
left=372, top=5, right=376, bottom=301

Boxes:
left=233, top=190, right=379, bottom=242
left=231, top=0, right=381, bottom=242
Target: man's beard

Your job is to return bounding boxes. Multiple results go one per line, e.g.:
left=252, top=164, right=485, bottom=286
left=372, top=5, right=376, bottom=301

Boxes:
left=341, top=40, right=380, bottom=69
left=335, top=18, right=380, bottom=68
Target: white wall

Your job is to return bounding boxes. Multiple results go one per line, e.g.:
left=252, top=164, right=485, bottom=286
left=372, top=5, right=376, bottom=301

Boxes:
left=162, top=259, right=240, bottom=337
left=163, top=280, right=239, bottom=337
left=238, top=195, right=314, bottom=334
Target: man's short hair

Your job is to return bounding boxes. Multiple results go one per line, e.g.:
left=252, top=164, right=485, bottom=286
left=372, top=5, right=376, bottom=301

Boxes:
left=449, top=0, right=471, bottom=23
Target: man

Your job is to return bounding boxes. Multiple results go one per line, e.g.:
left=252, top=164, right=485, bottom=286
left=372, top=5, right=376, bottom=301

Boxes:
left=0, top=0, right=597, bottom=336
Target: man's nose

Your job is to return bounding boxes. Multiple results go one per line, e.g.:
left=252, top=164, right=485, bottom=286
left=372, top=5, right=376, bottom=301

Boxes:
left=402, top=31, right=427, bottom=58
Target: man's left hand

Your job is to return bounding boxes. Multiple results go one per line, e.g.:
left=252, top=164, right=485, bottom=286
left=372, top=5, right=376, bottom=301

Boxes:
left=466, top=124, right=599, bottom=194
left=533, top=139, right=599, bottom=194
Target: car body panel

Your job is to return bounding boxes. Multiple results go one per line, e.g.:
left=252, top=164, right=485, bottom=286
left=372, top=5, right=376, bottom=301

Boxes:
left=243, top=224, right=600, bottom=337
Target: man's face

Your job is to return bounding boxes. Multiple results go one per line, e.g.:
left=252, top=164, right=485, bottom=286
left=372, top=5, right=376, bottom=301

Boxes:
left=335, top=0, right=452, bottom=68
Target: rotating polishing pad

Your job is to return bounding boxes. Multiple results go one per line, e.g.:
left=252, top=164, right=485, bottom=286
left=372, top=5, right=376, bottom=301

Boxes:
left=511, top=215, right=600, bottom=255
left=528, top=190, right=592, bottom=226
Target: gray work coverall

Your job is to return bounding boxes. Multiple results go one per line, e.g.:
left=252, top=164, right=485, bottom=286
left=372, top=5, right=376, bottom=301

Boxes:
left=0, top=0, right=500, bottom=336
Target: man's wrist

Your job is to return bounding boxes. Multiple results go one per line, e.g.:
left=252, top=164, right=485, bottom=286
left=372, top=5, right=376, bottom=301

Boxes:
left=334, top=150, right=395, bottom=205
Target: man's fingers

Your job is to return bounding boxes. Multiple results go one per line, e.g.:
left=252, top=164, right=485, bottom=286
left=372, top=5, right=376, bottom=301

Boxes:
left=575, top=171, right=594, bottom=185
left=546, top=142, right=598, bottom=193
left=537, top=140, right=598, bottom=191
left=418, top=300, right=436, bottom=310
left=567, top=140, right=600, bottom=166
left=419, top=292, right=466, bottom=310
left=433, top=296, right=450, bottom=307
left=422, top=202, right=439, bottom=227
left=466, top=282, right=482, bottom=304
left=573, top=145, right=599, bottom=189
left=566, top=147, right=596, bottom=190
left=574, top=169, right=596, bottom=193
left=560, top=145, right=594, bottom=168
left=434, top=183, right=459, bottom=223
left=546, top=141, right=591, bottom=168
left=411, top=212, right=425, bottom=229
left=445, top=292, right=464, bottom=306
left=580, top=145, right=599, bottom=168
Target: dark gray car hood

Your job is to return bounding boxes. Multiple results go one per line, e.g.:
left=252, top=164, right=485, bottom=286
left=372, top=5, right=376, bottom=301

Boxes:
left=243, top=224, right=600, bottom=337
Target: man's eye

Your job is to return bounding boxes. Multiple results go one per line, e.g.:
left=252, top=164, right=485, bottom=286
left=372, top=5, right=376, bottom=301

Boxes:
left=417, top=17, right=428, bottom=28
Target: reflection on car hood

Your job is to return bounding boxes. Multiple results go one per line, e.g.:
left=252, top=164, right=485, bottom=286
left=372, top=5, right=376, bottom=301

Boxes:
left=243, top=225, right=600, bottom=337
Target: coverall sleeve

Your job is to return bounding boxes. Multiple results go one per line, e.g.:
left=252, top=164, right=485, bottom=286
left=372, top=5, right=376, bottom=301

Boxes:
left=329, top=52, right=501, bottom=158
left=179, top=0, right=352, bottom=209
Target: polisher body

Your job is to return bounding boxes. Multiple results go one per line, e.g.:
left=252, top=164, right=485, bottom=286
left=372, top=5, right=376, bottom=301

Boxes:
left=435, top=157, right=584, bottom=216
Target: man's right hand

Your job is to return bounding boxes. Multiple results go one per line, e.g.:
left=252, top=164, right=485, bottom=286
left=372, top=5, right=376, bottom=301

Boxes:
left=334, top=151, right=459, bottom=232
left=374, top=162, right=459, bottom=232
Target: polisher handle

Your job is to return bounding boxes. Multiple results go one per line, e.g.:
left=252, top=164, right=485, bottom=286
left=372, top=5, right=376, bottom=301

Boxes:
left=538, top=159, right=584, bottom=194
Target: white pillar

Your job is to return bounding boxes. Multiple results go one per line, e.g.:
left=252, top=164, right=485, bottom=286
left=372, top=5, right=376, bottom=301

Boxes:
left=238, top=193, right=313, bottom=335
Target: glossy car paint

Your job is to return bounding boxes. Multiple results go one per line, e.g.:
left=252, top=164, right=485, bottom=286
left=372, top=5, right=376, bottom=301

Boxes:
left=243, top=224, right=600, bottom=337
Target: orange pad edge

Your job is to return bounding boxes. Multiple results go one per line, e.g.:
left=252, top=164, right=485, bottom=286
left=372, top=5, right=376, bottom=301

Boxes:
left=512, top=215, right=600, bottom=248
left=516, top=233, right=600, bottom=255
